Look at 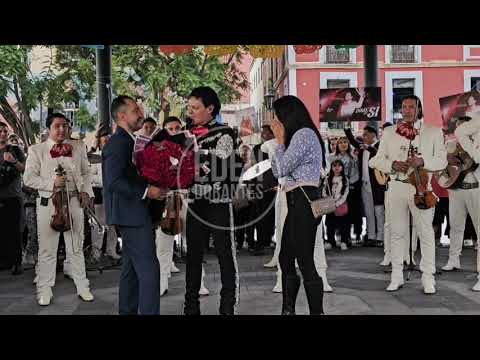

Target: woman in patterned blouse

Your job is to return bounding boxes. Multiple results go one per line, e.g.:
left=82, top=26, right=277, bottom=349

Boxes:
left=270, top=95, right=326, bottom=315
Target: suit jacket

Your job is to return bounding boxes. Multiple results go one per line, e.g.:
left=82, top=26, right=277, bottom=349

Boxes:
left=23, top=138, right=94, bottom=199
left=369, top=123, right=447, bottom=190
left=102, top=127, right=149, bottom=227
left=455, top=111, right=480, bottom=181
left=344, top=128, right=385, bottom=205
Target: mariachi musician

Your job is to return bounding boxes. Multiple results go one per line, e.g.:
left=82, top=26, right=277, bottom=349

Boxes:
left=183, top=86, right=241, bottom=315
left=441, top=113, right=480, bottom=292
left=23, top=113, right=95, bottom=306
left=370, top=95, right=447, bottom=294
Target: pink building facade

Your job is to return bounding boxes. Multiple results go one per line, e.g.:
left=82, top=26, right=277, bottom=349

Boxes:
left=253, top=45, right=480, bottom=135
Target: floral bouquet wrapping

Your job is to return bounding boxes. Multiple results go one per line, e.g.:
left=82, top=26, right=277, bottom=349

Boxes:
left=136, top=129, right=196, bottom=190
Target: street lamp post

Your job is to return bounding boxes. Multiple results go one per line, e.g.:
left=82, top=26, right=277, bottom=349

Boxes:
left=263, top=85, right=276, bottom=127
left=364, top=45, right=379, bottom=130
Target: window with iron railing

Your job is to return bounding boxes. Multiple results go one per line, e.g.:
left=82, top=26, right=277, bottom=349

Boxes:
left=391, top=45, right=416, bottom=63
left=325, top=46, right=350, bottom=64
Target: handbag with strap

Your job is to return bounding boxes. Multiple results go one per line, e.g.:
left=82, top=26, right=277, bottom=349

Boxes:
left=299, top=179, right=336, bottom=219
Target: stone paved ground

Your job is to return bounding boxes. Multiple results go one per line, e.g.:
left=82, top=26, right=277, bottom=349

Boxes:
left=1, top=244, right=479, bottom=315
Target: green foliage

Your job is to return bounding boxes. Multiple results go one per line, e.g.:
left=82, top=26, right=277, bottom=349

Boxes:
left=0, top=44, right=250, bottom=144
left=75, top=105, right=97, bottom=132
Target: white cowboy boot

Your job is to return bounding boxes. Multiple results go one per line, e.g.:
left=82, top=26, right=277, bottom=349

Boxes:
left=442, top=256, right=461, bottom=271
left=422, top=274, right=436, bottom=295
left=318, top=269, right=332, bottom=292
left=472, top=273, right=480, bottom=292
left=199, top=267, right=209, bottom=296
left=264, top=257, right=278, bottom=268
left=272, top=272, right=282, bottom=293
left=379, top=254, right=391, bottom=266
left=170, top=261, right=180, bottom=273
left=160, top=275, right=169, bottom=297
left=37, top=287, right=53, bottom=306
left=78, top=289, right=95, bottom=302
left=386, top=269, right=404, bottom=292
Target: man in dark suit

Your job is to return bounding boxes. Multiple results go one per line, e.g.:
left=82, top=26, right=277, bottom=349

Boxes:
left=344, top=125, right=386, bottom=247
left=102, top=95, right=166, bottom=315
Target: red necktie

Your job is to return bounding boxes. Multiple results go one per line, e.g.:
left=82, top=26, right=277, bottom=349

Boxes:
left=396, top=122, right=418, bottom=141
left=50, top=143, right=73, bottom=158
left=191, top=127, right=208, bottom=138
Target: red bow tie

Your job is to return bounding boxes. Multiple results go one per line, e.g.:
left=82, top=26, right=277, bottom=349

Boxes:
left=191, top=127, right=209, bottom=138
left=50, top=143, right=73, bottom=158
left=396, top=122, right=418, bottom=141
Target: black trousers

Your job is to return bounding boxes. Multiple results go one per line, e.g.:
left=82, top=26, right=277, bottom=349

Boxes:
left=234, top=204, right=255, bottom=249
left=185, top=200, right=237, bottom=307
left=433, top=197, right=450, bottom=240
left=347, top=182, right=362, bottom=238
left=279, top=187, right=322, bottom=283
left=254, top=191, right=276, bottom=248
left=325, top=213, right=350, bottom=246
left=0, top=197, right=23, bottom=267
left=465, top=213, right=477, bottom=241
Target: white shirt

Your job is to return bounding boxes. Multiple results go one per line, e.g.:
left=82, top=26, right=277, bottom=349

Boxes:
left=362, top=141, right=378, bottom=190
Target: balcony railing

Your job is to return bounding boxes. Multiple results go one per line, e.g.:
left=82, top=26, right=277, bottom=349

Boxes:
left=391, top=45, right=416, bottom=63
left=325, top=46, right=350, bottom=64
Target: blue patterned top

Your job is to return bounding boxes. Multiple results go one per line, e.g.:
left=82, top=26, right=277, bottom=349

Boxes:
left=271, top=127, right=322, bottom=187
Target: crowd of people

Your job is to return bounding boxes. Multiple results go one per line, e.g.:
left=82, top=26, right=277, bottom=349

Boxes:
left=1, top=87, right=479, bottom=315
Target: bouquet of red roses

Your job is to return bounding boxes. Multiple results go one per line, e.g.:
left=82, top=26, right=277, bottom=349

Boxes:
left=136, top=129, right=196, bottom=190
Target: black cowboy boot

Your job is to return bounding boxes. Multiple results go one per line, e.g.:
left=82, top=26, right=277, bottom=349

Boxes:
left=184, top=290, right=200, bottom=315
left=281, top=275, right=301, bottom=315
left=304, top=280, right=325, bottom=315
left=219, top=297, right=235, bottom=315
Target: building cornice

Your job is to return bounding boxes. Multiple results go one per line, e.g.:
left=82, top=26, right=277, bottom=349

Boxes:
left=288, top=61, right=480, bottom=70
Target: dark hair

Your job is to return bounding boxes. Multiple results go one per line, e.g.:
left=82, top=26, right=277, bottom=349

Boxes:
left=143, top=117, right=157, bottom=126
left=401, top=95, right=423, bottom=119
left=382, top=122, right=393, bottom=130
left=189, top=86, right=221, bottom=118
left=272, top=95, right=326, bottom=168
left=45, top=113, right=69, bottom=129
left=363, top=125, right=378, bottom=137
left=163, top=116, right=182, bottom=129
left=111, top=95, right=135, bottom=121
left=335, top=136, right=353, bottom=158
left=328, top=159, right=348, bottom=196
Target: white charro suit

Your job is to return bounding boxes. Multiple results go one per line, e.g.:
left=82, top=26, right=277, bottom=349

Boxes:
left=23, top=139, right=94, bottom=298
left=447, top=112, right=480, bottom=289
left=370, top=122, right=447, bottom=292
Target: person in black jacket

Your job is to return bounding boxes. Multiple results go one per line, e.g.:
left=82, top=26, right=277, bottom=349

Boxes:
left=344, top=124, right=386, bottom=247
left=0, top=123, right=26, bottom=275
left=183, top=87, right=242, bottom=315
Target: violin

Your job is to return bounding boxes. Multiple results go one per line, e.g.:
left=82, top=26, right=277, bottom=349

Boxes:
left=407, top=148, right=437, bottom=210
left=50, top=164, right=71, bottom=232
left=160, top=191, right=183, bottom=236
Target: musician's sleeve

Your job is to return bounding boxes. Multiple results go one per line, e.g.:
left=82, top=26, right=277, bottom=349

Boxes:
left=455, top=116, right=480, bottom=163
left=23, top=146, right=55, bottom=192
left=104, top=139, right=146, bottom=200
left=369, top=130, right=393, bottom=174
left=423, top=128, right=447, bottom=172
left=79, top=145, right=94, bottom=198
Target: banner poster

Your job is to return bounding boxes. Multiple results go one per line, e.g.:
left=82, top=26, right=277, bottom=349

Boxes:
left=440, top=90, right=480, bottom=133
left=319, top=87, right=381, bottom=122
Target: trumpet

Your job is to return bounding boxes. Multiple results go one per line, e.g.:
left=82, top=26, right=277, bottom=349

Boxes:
left=85, top=206, right=106, bottom=235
